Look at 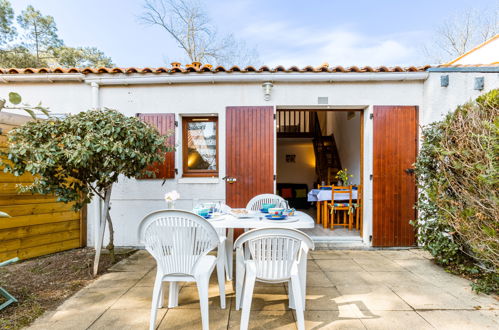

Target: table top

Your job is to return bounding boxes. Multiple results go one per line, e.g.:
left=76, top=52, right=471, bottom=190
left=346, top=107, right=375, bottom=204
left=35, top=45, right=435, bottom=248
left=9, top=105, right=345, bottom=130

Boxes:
left=307, top=189, right=358, bottom=202
left=208, top=211, right=314, bottom=229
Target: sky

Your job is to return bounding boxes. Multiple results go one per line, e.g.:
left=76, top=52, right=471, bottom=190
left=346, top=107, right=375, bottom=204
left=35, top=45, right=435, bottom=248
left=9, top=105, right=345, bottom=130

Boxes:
left=8, top=0, right=499, bottom=67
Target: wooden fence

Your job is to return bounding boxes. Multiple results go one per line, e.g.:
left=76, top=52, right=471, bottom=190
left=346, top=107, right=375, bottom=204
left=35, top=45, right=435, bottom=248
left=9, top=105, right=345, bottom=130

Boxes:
left=0, top=112, right=86, bottom=262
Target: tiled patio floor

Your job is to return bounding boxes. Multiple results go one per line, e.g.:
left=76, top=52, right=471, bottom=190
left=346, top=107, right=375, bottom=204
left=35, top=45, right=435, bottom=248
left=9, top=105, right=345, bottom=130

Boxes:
left=28, top=249, right=498, bottom=330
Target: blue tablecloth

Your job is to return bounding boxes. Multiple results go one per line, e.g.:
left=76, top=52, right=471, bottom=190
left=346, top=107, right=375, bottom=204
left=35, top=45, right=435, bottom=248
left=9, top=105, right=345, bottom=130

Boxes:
left=307, top=189, right=358, bottom=202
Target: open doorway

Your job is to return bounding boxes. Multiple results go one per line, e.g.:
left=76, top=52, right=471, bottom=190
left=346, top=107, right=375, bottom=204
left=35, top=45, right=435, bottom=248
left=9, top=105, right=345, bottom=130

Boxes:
left=276, top=109, right=363, bottom=239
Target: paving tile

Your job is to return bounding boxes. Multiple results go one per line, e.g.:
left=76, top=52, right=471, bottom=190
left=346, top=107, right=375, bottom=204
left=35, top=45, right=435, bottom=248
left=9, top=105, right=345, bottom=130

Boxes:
left=375, top=249, right=425, bottom=260
left=311, top=250, right=351, bottom=260
left=307, top=259, right=321, bottom=271
left=325, top=271, right=379, bottom=287
left=392, top=259, right=447, bottom=279
left=28, top=248, right=499, bottom=330
left=89, top=308, right=166, bottom=330
left=353, top=258, right=405, bottom=272
left=176, top=283, right=231, bottom=310
left=85, top=271, right=146, bottom=289
left=335, top=285, right=412, bottom=311
left=304, top=310, right=366, bottom=329
left=315, top=259, right=364, bottom=272
left=305, top=271, right=335, bottom=287
left=159, top=308, right=230, bottom=330
left=58, top=287, right=128, bottom=311
left=228, top=310, right=297, bottom=330
left=390, top=284, right=477, bottom=310
left=26, top=313, right=101, bottom=330
left=469, top=293, right=499, bottom=310
left=366, top=271, right=431, bottom=287
left=358, top=311, right=433, bottom=330
left=230, top=285, right=290, bottom=311
left=111, top=285, right=156, bottom=310
left=408, top=249, right=433, bottom=259
left=135, top=269, right=158, bottom=287
left=27, top=287, right=128, bottom=329
left=183, top=273, right=235, bottom=294
left=342, top=251, right=387, bottom=259
left=304, top=286, right=344, bottom=311
left=418, top=310, right=499, bottom=330
left=108, top=252, right=155, bottom=273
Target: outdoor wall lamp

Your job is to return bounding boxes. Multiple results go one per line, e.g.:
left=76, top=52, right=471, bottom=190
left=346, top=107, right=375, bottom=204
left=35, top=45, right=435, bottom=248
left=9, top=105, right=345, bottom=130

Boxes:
left=262, top=82, right=273, bottom=101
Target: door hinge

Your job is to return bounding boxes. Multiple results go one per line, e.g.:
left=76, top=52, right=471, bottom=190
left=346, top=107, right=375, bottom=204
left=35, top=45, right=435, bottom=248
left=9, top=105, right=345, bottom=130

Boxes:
left=273, top=114, right=276, bottom=120
left=369, top=235, right=373, bottom=242
left=273, top=174, right=276, bottom=180
left=174, top=120, right=178, bottom=127
left=369, top=113, right=374, bottom=119
left=370, top=174, right=373, bottom=180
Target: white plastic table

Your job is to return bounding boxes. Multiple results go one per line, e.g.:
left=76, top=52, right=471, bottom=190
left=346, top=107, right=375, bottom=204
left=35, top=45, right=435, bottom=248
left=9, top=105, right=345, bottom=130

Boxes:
left=209, top=211, right=315, bottom=230
left=208, top=211, right=314, bottom=281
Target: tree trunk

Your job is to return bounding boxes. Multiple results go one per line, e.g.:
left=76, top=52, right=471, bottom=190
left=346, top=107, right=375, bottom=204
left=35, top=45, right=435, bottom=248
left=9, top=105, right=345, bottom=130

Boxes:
left=106, top=212, right=115, bottom=262
left=93, top=185, right=112, bottom=276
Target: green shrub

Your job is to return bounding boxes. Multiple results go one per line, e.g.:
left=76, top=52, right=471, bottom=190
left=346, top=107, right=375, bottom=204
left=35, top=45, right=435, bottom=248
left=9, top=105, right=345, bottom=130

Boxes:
left=413, top=89, right=499, bottom=294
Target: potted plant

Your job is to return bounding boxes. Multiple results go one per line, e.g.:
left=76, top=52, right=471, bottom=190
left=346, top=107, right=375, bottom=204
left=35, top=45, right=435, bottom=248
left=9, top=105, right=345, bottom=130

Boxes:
left=335, top=168, right=353, bottom=186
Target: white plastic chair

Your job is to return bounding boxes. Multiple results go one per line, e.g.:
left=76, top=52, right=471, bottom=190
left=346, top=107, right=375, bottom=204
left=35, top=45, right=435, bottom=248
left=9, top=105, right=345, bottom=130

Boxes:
left=245, top=193, right=288, bottom=211
left=138, top=210, right=226, bottom=330
left=234, top=228, right=314, bottom=330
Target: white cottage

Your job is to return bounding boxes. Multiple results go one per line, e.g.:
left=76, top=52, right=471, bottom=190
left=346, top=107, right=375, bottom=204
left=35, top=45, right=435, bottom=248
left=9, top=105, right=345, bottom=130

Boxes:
left=1, top=61, right=497, bottom=248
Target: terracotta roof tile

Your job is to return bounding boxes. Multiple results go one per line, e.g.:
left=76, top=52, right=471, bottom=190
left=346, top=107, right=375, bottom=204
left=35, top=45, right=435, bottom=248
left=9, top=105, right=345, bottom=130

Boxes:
left=0, top=63, right=444, bottom=75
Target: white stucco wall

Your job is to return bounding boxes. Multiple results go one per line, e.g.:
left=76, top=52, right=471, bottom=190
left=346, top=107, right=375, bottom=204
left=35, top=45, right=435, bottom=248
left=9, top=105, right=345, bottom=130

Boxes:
left=1, top=70, right=497, bottom=247
left=326, top=111, right=361, bottom=185
left=450, top=36, right=499, bottom=65
left=276, top=139, right=316, bottom=188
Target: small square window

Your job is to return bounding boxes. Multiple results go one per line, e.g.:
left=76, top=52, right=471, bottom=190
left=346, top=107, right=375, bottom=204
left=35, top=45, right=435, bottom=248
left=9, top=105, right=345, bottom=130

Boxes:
left=182, top=117, right=218, bottom=177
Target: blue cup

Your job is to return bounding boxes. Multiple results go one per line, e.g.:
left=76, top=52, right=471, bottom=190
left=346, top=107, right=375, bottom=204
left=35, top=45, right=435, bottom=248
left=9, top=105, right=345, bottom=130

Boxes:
left=196, top=208, right=210, bottom=217
left=261, top=203, right=276, bottom=212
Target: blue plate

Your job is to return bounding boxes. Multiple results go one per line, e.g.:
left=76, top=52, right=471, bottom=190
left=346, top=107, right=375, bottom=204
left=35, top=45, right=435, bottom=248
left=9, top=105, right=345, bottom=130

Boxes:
left=260, top=208, right=269, bottom=213
left=265, top=214, right=287, bottom=220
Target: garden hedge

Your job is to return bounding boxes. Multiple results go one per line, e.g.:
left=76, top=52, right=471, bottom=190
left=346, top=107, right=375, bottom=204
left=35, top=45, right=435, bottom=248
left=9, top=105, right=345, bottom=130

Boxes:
left=413, top=89, right=498, bottom=294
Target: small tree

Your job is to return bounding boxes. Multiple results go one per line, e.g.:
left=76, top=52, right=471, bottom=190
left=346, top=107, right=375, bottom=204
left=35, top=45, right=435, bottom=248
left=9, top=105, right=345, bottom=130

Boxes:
left=1, top=109, right=170, bottom=275
left=1, top=91, right=49, bottom=219
left=17, top=5, right=63, bottom=66
left=0, top=91, right=49, bottom=118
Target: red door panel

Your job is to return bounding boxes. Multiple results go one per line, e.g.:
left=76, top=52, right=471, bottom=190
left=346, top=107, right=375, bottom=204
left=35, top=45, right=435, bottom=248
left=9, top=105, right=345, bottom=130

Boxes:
left=226, top=106, right=274, bottom=208
left=373, top=106, right=418, bottom=247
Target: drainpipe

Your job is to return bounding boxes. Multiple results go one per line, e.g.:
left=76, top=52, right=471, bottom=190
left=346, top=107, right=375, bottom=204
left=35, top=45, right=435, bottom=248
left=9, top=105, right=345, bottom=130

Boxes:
left=84, top=72, right=429, bottom=86
left=0, top=73, right=84, bottom=83
left=91, top=82, right=100, bottom=109
left=91, top=82, right=101, bottom=247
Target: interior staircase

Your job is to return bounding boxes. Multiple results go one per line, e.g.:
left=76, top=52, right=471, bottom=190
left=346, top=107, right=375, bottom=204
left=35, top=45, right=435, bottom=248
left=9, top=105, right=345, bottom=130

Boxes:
left=311, top=113, right=342, bottom=185
left=276, top=110, right=342, bottom=185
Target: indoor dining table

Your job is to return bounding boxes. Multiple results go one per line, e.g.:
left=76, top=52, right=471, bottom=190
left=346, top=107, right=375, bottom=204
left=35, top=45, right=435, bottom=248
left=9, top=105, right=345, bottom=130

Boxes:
left=307, top=188, right=359, bottom=226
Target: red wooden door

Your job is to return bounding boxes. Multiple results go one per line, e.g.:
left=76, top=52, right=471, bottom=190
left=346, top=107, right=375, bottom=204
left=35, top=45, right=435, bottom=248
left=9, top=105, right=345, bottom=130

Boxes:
left=373, top=106, right=418, bottom=247
left=226, top=106, right=275, bottom=208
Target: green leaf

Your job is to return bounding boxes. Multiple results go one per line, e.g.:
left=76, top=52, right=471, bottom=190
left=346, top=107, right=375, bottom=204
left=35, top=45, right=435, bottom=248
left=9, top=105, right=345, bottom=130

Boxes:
left=9, top=92, right=22, bottom=105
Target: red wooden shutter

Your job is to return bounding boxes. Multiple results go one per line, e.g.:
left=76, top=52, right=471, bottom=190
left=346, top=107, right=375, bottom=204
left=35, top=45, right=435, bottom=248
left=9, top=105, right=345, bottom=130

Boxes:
left=226, top=106, right=275, bottom=208
left=372, top=106, right=418, bottom=247
left=137, top=113, right=176, bottom=179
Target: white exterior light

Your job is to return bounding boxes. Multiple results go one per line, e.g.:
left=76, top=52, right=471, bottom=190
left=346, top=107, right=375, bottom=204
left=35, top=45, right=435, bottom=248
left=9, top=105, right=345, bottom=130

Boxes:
left=262, top=82, right=273, bottom=101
